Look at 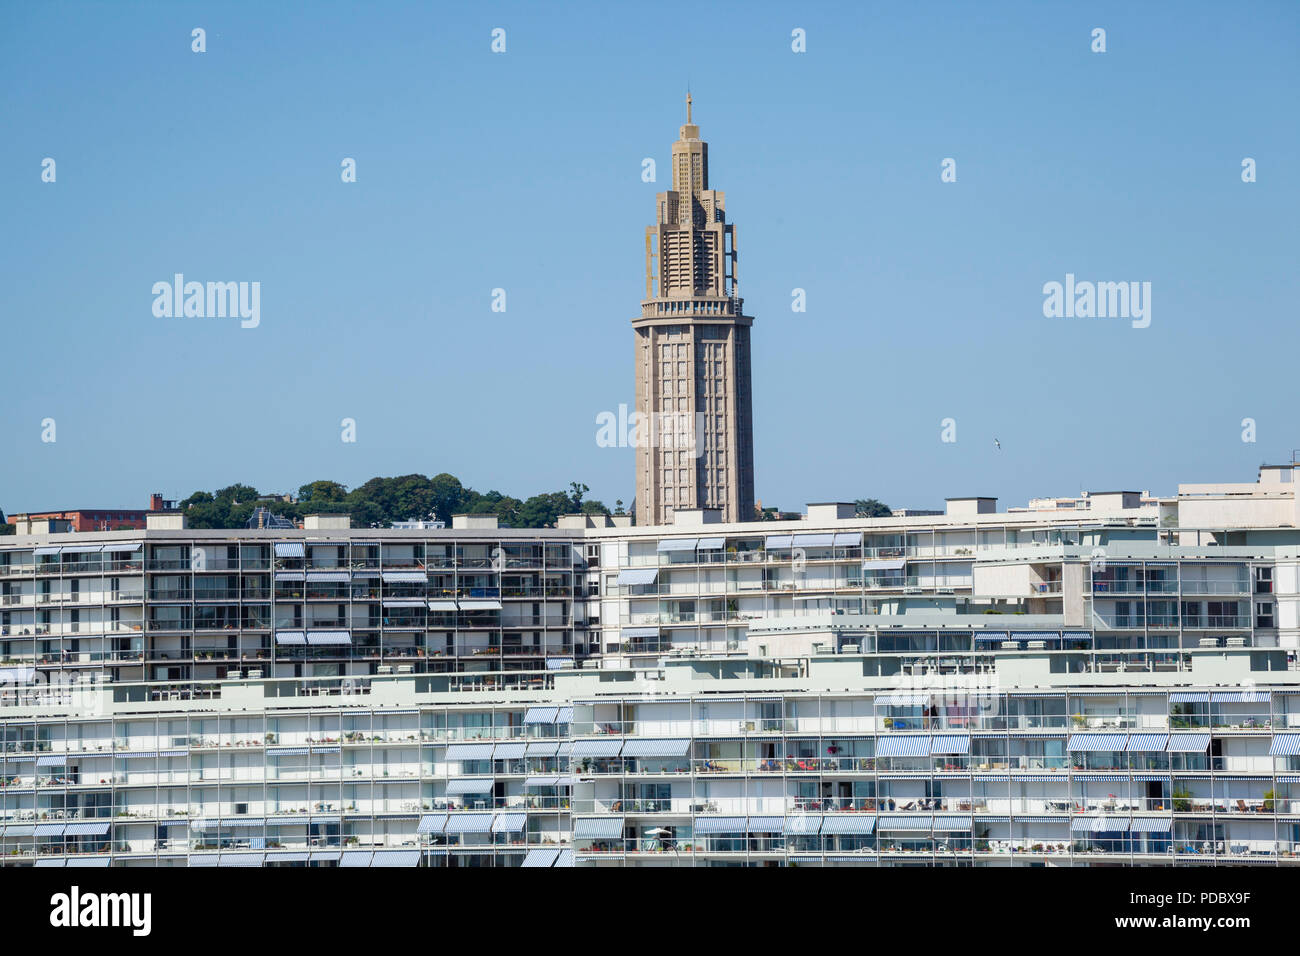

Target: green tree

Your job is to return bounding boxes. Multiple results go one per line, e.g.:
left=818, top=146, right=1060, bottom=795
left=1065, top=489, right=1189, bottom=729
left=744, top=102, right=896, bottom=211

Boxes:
left=517, top=492, right=572, bottom=529
left=215, top=484, right=260, bottom=505
left=299, top=480, right=348, bottom=502
left=854, top=498, right=891, bottom=518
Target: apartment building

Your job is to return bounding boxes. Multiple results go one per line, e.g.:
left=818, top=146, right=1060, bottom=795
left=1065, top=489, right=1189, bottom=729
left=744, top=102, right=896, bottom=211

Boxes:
left=2, top=465, right=1299, bottom=866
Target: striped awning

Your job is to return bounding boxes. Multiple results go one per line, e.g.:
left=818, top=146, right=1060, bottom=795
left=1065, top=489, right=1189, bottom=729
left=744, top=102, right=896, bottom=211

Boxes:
left=525, top=741, right=559, bottom=756
left=621, top=738, right=690, bottom=758
left=446, top=743, right=494, bottom=760
left=338, top=851, right=373, bottom=867
left=1129, top=818, right=1173, bottom=833
left=1011, top=775, right=1066, bottom=783
left=381, top=571, right=427, bottom=583
left=656, top=538, right=698, bottom=553
left=819, top=815, right=876, bottom=835
left=554, top=849, right=574, bottom=867
left=746, top=816, right=785, bottom=834
left=833, top=532, right=862, bottom=547
left=444, top=814, right=495, bottom=834
left=555, top=706, right=574, bottom=723
left=1014, top=815, right=1068, bottom=823
left=784, top=815, right=823, bottom=835
left=876, top=693, right=928, bottom=707
left=792, top=533, right=835, bottom=548
left=265, top=851, right=310, bottom=863
left=63, top=821, right=111, bottom=836
left=1167, top=733, right=1211, bottom=752
left=1210, top=691, right=1271, bottom=703
left=491, top=813, right=527, bottom=834
left=697, top=537, right=726, bottom=550
left=372, top=849, right=421, bottom=867
left=274, top=631, right=306, bottom=645
left=306, top=631, right=351, bottom=645
left=1126, top=734, right=1169, bottom=751
left=1067, top=733, right=1129, bottom=752
left=765, top=535, right=793, bottom=549
left=1269, top=735, right=1300, bottom=756
left=445, top=777, right=495, bottom=795
left=863, top=558, right=907, bottom=571
left=267, top=747, right=308, bottom=756
left=524, top=776, right=559, bottom=788
left=930, top=734, right=970, bottom=755
left=877, top=815, right=931, bottom=831
left=36, top=754, right=66, bottom=766
left=876, top=736, right=931, bottom=757
left=101, top=541, right=143, bottom=553
left=65, top=856, right=111, bottom=867
left=621, top=627, right=659, bottom=639
left=616, top=568, right=658, bottom=586
left=546, top=658, right=575, bottom=671
left=493, top=742, right=526, bottom=759
left=306, top=571, right=350, bottom=582
left=218, top=854, right=265, bottom=867
left=932, top=816, right=973, bottom=831
left=417, top=814, right=447, bottom=834
left=275, top=571, right=305, bottom=582
left=33, top=859, right=64, bottom=868
left=573, top=817, right=624, bottom=839
left=382, top=599, right=427, bottom=608
left=427, top=600, right=458, bottom=611
left=523, top=706, right=559, bottom=724
left=1073, top=774, right=1129, bottom=782
left=1071, top=817, right=1104, bottom=832
left=521, top=848, right=561, bottom=868
left=1169, top=692, right=1209, bottom=703
left=457, top=599, right=502, bottom=611
left=692, top=816, right=746, bottom=834
left=571, top=739, right=623, bottom=758
left=274, top=542, right=305, bottom=558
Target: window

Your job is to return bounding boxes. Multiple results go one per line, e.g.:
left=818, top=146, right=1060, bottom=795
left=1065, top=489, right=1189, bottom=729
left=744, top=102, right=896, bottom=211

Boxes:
left=1255, top=566, right=1273, bottom=594
left=1256, top=602, right=1274, bottom=629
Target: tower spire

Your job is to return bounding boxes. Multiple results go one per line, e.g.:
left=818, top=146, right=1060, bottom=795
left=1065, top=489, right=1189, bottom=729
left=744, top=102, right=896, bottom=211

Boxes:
left=686, top=90, right=692, bottom=124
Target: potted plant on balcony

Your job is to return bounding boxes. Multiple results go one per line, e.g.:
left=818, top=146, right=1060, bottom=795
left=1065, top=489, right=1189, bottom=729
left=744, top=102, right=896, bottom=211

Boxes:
left=1172, top=787, right=1192, bottom=813
left=1263, top=789, right=1276, bottom=813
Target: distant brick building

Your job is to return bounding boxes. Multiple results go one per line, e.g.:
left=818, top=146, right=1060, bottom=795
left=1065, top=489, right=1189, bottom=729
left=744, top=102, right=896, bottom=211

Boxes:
left=6, top=492, right=174, bottom=533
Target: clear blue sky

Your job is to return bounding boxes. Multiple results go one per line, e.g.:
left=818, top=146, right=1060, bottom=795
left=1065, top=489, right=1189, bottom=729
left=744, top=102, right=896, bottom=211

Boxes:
left=1, top=1, right=1297, bottom=516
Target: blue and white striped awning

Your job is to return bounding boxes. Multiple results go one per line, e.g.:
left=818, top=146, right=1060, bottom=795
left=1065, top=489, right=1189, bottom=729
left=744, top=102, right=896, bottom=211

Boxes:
left=444, top=814, right=495, bottom=834
left=274, top=542, right=304, bottom=558
left=765, top=535, right=794, bottom=549
left=656, top=538, right=698, bottom=553
left=274, top=631, right=306, bottom=645
left=784, top=815, right=823, bottom=835
left=819, top=815, right=876, bottom=835
left=265, top=851, right=310, bottom=863
left=35, top=823, right=65, bottom=836
left=1211, top=690, right=1271, bottom=703
left=63, top=821, right=111, bottom=836
left=65, top=856, right=111, bottom=867
left=1126, top=734, right=1169, bottom=751
left=1277, top=775, right=1300, bottom=784
left=930, top=734, right=970, bottom=755
left=36, top=754, right=66, bottom=766
left=267, top=747, right=308, bottom=757
left=573, top=817, right=624, bottom=839
left=1015, top=632, right=1061, bottom=640
left=116, top=750, right=160, bottom=759
left=306, top=631, right=351, bottom=645
left=219, top=854, right=264, bottom=867
left=101, top=541, right=143, bottom=553
left=692, top=816, right=746, bottom=834
left=697, top=536, right=727, bottom=550
left=446, top=743, right=494, bottom=760
left=974, top=632, right=1011, bottom=643
left=1073, top=774, right=1129, bottom=782
left=33, top=859, right=64, bottom=868
left=546, top=658, right=575, bottom=670
left=932, top=816, right=973, bottom=831
left=1067, top=733, right=1129, bottom=752
left=445, top=777, right=495, bottom=795
left=524, top=776, right=559, bottom=788
left=863, top=558, right=907, bottom=571
left=1169, top=692, right=1209, bottom=703
left=311, top=746, right=340, bottom=755
left=492, top=813, right=527, bottom=834
left=877, top=815, right=931, bottom=831
left=381, top=571, right=427, bottom=583
left=523, top=706, right=559, bottom=724
left=571, top=739, right=623, bottom=758
left=492, top=742, right=526, bottom=759
left=1015, top=815, right=1068, bottom=823
left=1129, top=818, right=1173, bottom=833
left=621, top=627, right=659, bottom=639
left=1167, top=733, right=1211, bottom=752
left=306, top=571, right=350, bottom=582
left=974, top=815, right=1011, bottom=823
left=1132, top=774, right=1171, bottom=782
left=309, top=849, right=342, bottom=862
left=555, top=706, right=573, bottom=723
left=746, top=816, right=785, bottom=833
left=521, top=848, right=560, bottom=868
left=792, top=533, right=835, bottom=548
left=876, top=736, right=931, bottom=757
left=554, top=849, right=574, bottom=867
left=275, top=571, right=305, bottom=582
left=525, top=741, right=559, bottom=756
left=372, top=849, right=421, bottom=867
left=1071, top=817, right=1104, bottom=832
left=225, top=818, right=265, bottom=828
left=2, top=825, right=35, bottom=836
left=339, top=851, right=373, bottom=867
left=972, top=773, right=1012, bottom=782
left=616, top=568, right=659, bottom=586
left=1011, top=774, right=1068, bottom=783
left=188, top=854, right=220, bottom=867
left=833, top=532, right=862, bottom=547
left=1269, top=735, right=1300, bottom=756
left=417, top=814, right=447, bottom=834
left=621, top=738, right=690, bottom=758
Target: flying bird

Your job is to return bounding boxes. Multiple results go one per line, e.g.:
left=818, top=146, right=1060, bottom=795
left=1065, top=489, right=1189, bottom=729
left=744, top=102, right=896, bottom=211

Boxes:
left=993, top=438, right=1001, bottom=450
